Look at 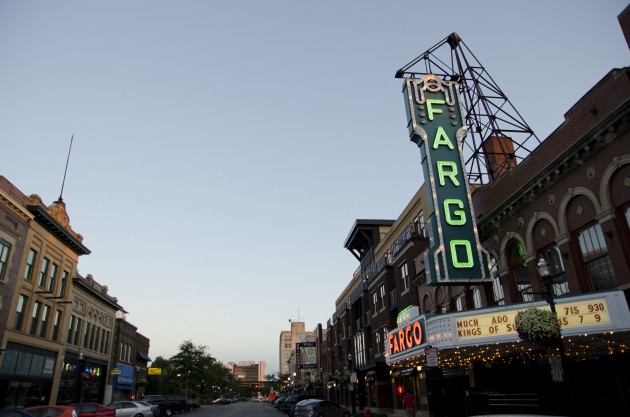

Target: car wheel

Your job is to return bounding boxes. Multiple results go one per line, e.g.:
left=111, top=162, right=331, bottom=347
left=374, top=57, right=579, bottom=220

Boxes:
left=134, top=414, right=143, bottom=417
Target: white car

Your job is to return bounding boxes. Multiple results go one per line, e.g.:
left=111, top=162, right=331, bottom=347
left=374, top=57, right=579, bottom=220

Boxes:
left=106, top=401, right=154, bottom=417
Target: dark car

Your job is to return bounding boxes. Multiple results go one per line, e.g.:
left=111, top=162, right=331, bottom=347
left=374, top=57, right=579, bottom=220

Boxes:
left=0, top=411, right=34, bottom=417
left=141, top=395, right=182, bottom=416
left=273, top=396, right=288, bottom=409
left=293, top=400, right=350, bottom=417
left=211, top=399, right=230, bottom=406
left=282, top=395, right=321, bottom=414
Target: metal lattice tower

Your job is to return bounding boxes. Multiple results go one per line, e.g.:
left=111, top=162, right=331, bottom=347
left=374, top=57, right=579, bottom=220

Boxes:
left=396, top=33, right=541, bottom=185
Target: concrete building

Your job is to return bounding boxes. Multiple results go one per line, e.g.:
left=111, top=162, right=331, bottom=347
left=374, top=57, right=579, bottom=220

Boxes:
left=278, top=321, right=314, bottom=376
left=229, top=361, right=266, bottom=384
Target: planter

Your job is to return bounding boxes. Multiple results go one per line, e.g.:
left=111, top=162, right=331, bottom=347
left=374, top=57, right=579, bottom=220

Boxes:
left=514, top=307, right=561, bottom=348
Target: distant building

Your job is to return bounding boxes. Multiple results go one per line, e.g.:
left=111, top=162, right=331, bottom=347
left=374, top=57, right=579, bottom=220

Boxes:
left=278, top=321, right=314, bottom=376
left=228, top=361, right=266, bottom=383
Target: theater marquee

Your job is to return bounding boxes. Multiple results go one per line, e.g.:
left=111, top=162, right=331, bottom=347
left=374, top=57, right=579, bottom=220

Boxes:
left=403, top=75, right=490, bottom=285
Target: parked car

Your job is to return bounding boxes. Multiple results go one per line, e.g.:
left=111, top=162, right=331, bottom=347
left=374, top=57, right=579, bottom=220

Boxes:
left=164, top=396, right=186, bottom=414
left=0, top=411, right=33, bottom=417
left=71, top=403, right=115, bottom=417
left=211, top=399, right=230, bottom=405
left=105, top=401, right=153, bottom=417
left=25, top=407, right=77, bottom=417
left=273, top=396, right=288, bottom=409
left=293, top=400, right=350, bottom=417
left=282, top=395, right=321, bottom=413
left=183, top=400, right=198, bottom=411
left=134, top=402, right=159, bottom=417
left=140, top=396, right=182, bottom=417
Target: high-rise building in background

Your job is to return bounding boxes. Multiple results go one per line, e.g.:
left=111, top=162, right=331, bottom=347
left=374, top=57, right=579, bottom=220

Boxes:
left=278, top=321, right=314, bottom=376
left=228, top=361, right=266, bottom=384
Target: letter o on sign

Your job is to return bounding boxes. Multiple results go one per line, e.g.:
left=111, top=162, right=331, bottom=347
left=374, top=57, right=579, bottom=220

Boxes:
left=413, top=321, right=423, bottom=345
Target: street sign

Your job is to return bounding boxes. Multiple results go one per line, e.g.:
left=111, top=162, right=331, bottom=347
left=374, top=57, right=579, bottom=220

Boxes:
left=426, top=347, right=439, bottom=367
left=111, top=368, right=122, bottom=375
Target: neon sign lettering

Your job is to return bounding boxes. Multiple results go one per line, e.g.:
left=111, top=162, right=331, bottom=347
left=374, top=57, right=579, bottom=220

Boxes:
left=388, top=320, right=423, bottom=354
left=402, top=74, right=490, bottom=284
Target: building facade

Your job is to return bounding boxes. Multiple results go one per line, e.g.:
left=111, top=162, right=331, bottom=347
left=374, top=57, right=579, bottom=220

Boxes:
left=57, top=273, right=125, bottom=405
left=320, top=8, right=630, bottom=417
left=278, top=321, right=314, bottom=376
left=0, top=177, right=151, bottom=408
left=0, top=179, right=90, bottom=407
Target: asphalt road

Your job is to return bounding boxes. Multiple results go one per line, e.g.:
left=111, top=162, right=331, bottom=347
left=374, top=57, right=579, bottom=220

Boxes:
left=189, top=402, right=281, bottom=417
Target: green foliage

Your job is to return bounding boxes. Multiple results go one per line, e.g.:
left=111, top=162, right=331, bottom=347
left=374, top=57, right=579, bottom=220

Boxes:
left=146, top=340, right=237, bottom=401
left=515, top=308, right=561, bottom=343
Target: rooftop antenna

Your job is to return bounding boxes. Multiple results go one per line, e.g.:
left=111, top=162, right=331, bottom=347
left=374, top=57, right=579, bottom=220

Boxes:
left=58, top=134, right=74, bottom=202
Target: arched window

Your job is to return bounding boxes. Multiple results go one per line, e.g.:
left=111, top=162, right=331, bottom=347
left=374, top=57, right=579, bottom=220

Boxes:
left=422, top=294, right=433, bottom=314
left=508, top=240, right=533, bottom=302
left=538, top=246, right=569, bottom=296
left=438, top=288, right=450, bottom=313
left=489, top=255, right=504, bottom=305
left=577, top=223, right=616, bottom=291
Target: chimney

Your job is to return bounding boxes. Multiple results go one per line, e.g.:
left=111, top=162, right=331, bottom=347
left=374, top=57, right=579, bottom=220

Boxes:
left=483, top=136, right=517, bottom=181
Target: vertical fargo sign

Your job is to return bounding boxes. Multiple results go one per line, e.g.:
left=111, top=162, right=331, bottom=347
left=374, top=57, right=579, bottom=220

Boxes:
left=403, top=75, right=490, bottom=284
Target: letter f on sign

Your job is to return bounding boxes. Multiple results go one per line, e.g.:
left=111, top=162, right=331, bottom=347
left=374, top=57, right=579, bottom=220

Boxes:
left=426, top=99, right=445, bottom=120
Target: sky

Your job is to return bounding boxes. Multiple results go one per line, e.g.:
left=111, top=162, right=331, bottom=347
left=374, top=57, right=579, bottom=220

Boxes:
left=1, top=1, right=628, bottom=375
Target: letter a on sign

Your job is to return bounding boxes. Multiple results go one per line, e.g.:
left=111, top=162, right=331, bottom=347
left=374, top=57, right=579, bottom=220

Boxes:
left=402, top=74, right=491, bottom=285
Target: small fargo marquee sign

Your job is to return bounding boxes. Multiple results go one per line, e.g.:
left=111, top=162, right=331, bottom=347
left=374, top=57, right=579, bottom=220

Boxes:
left=403, top=75, right=490, bottom=284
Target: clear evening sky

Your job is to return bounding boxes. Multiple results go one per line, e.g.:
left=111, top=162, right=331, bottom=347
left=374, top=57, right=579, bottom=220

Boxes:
left=1, top=1, right=628, bottom=374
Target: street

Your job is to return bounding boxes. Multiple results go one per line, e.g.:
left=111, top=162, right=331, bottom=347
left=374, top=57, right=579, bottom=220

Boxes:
left=190, top=402, right=280, bottom=417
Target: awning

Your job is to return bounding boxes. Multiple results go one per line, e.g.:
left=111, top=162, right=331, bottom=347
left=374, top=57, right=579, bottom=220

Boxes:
left=136, top=351, right=152, bottom=362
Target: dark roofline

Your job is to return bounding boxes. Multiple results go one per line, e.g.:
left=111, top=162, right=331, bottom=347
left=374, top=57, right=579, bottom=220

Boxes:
left=343, top=219, right=395, bottom=249
left=28, top=205, right=91, bottom=255
left=73, top=276, right=128, bottom=313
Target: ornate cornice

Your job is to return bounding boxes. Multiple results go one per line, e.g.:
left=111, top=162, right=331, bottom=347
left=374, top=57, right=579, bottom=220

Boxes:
left=477, top=98, right=630, bottom=238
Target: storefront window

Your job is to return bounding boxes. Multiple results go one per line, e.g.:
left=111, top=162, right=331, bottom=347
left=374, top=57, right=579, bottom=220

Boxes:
left=0, top=344, right=56, bottom=407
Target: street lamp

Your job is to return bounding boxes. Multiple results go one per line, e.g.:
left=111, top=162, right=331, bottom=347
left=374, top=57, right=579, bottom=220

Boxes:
left=347, top=353, right=356, bottom=415
left=537, top=256, right=576, bottom=416
left=536, top=257, right=555, bottom=312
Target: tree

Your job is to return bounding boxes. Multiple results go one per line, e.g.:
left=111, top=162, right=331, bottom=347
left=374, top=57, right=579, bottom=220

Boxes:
left=146, top=340, right=238, bottom=403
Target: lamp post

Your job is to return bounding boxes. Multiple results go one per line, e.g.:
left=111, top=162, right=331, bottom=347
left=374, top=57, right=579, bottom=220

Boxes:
left=536, top=257, right=576, bottom=416
left=347, top=353, right=356, bottom=416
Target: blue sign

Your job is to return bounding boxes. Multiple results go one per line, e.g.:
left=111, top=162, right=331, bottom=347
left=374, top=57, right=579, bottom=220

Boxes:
left=114, top=363, right=134, bottom=389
